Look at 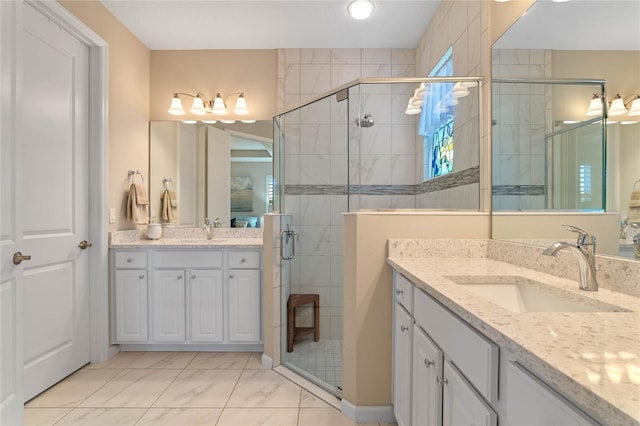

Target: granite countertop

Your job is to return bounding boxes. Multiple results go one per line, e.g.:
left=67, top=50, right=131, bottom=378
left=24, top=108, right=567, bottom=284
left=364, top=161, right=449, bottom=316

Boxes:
left=387, top=255, right=640, bottom=425
left=108, top=228, right=263, bottom=249
left=109, top=238, right=263, bottom=249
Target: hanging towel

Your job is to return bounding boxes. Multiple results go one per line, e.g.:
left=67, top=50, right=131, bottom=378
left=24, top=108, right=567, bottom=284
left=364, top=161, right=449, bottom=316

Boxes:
left=161, top=189, right=178, bottom=223
left=629, top=190, right=640, bottom=208
left=126, top=183, right=149, bottom=224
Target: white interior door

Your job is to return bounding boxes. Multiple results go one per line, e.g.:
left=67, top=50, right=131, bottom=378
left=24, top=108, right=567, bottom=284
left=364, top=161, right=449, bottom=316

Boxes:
left=21, top=2, right=91, bottom=401
left=1, top=2, right=24, bottom=423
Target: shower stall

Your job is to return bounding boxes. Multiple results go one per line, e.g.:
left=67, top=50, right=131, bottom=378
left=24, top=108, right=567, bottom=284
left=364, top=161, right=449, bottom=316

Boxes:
left=273, top=77, right=482, bottom=396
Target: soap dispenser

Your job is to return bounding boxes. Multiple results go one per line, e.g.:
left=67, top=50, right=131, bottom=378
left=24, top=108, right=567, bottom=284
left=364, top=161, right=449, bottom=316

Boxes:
left=147, top=216, right=162, bottom=240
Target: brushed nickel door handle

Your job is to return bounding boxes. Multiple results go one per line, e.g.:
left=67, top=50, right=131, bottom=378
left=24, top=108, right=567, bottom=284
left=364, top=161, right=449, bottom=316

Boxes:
left=13, top=252, right=32, bottom=265
left=78, top=240, right=93, bottom=249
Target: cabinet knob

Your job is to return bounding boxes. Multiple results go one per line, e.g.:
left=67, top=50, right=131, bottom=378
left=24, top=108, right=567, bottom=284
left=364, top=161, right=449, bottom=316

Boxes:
left=139, top=274, right=145, bottom=280
left=127, top=258, right=133, bottom=263
left=241, top=258, right=246, bottom=263
left=437, top=376, right=448, bottom=387
left=424, top=358, right=434, bottom=368
left=191, top=274, right=196, bottom=279
left=177, top=275, right=183, bottom=280
left=400, top=324, right=408, bottom=332
left=395, top=289, right=403, bottom=295
left=229, top=275, right=234, bottom=279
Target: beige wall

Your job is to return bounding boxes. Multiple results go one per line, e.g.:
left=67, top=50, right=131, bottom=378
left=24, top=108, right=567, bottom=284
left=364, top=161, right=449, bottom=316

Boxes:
left=59, top=0, right=150, bottom=231
left=150, top=50, right=277, bottom=122
left=342, top=212, right=491, bottom=406
left=551, top=50, right=640, bottom=122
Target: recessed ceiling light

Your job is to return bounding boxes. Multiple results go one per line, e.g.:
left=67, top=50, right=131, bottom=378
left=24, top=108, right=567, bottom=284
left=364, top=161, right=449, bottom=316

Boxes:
left=348, top=0, right=374, bottom=20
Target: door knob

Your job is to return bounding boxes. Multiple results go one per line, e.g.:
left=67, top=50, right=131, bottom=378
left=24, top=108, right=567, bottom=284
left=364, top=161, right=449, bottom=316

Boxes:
left=13, top=252, right=32, bottom=265
left=78, top=240, right=93, bottom=250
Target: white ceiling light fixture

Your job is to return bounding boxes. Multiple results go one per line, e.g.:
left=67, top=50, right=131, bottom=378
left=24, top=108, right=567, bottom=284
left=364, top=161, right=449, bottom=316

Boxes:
left=168, top=92, right=251, bottom=118
left=348, top=0, right=374, bottom=20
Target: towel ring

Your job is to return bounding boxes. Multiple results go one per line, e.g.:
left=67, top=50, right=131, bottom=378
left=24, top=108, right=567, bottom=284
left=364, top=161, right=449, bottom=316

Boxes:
left=128, top=170, right=144, bottom=184
left=634, top=179, right=640, bottom=191
left=163, top=178, right=174, bottom=190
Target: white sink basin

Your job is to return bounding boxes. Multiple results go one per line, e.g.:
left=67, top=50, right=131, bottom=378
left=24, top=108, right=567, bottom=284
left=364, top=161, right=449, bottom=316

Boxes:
left=446, top=276, right=627, bottom=314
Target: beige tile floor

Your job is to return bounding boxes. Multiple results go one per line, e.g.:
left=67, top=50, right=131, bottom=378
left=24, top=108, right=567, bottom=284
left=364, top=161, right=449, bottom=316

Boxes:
left=25, top=351, right=395, bottom=426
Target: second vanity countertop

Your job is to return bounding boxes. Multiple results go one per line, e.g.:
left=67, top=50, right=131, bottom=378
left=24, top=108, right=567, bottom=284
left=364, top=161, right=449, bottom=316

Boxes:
left=109, top=228, right=263, bottom=249
left=387, top=255, right=640, bottom=425
left=109, top=238, right=263, bottom=249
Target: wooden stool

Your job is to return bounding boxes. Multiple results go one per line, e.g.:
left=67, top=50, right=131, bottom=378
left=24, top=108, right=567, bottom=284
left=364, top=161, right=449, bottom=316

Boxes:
left=287, top=294, right=320, bottom=352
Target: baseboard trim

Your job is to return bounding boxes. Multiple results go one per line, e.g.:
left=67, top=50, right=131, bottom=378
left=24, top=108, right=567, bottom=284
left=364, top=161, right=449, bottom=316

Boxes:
left=261, top=353, right=273, bottom=369
left=341, top=399, right=396, bottom=423
left=118, top=343, right=263, bottom=352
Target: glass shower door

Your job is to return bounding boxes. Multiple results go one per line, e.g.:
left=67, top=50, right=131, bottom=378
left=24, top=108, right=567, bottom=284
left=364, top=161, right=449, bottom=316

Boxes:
left=276, top=92, right=349, bottom=396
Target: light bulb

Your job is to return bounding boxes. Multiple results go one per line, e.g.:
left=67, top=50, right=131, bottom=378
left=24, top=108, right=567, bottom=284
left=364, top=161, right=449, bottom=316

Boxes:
left=348, top=0, right=374, bottom=20
left=233, top=94, right=249, bottom=115
left=212, top=94, right=227, bottom=115
left=168, top=95, right=185, bottom=116
left=608, top=95, right=627, bottom=117
left=190, top=95, right=206, bottom=115
left=405, top=99, right=421, bottom=115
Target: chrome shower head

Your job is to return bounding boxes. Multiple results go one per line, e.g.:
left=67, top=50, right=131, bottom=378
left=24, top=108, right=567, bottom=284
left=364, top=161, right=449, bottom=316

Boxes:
left=355, top=114, right=374, bottom=128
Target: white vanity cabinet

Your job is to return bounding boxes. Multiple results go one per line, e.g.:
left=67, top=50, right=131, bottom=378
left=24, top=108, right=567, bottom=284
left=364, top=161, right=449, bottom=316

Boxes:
left=111, top=247, right=262, bottom=349
left=392, top=269, right=599, bottom=426
left=228, top=251, right=261, bottom=342
left=392, top=272, right=414, bottom=426
left=152, top=269, right=186, bottom=342
left=392, top=270, right=497, bottom=426
left=114, top=252, right=148, bottom=342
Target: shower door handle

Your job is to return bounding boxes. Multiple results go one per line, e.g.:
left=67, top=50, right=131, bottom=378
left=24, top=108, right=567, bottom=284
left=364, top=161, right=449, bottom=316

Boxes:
left=280, top=228, right=297, bottom=260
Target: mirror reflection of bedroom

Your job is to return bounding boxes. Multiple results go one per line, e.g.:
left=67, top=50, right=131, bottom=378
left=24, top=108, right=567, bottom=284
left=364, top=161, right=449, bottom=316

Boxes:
left=149, top=120, right=273, bottom=228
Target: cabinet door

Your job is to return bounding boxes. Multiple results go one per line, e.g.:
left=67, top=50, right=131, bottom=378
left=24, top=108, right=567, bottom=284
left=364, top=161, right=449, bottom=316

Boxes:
left=413, top=325, right=443, bottom=426
left=393, top=303, right=413, bottom=426
left=152, top=270, right=186, bottom=342
left=190, top=269, right=224, bottom=342
left=505, top=361, right=597, bottom=425
left=443, top=360, right=497, bottom=426
left=115, top=270, right=148, bottom=342
left=228, top=269, right=261, bottom=342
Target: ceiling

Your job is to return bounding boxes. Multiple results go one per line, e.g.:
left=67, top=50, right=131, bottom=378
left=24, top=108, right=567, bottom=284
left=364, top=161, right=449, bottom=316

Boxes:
left=100, top=0, right=441, bottom=50
left=494, top=0, right=640, bottom=51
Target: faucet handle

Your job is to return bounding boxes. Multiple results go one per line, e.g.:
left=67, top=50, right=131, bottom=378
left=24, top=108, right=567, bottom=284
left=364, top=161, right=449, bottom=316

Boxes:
left=563, top=224, right=596, bottom=247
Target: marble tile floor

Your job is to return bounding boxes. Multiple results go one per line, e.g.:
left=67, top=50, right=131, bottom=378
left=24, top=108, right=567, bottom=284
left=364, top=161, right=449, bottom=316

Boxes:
left=283, top=339, right=342, bottom=390
left=24, top=351, right=393, bottom=426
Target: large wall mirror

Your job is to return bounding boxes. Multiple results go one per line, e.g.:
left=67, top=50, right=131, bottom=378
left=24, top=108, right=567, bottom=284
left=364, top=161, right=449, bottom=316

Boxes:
left=149, top=120, right=273, bottom=228
left=491, top=0, right=640, bottom=260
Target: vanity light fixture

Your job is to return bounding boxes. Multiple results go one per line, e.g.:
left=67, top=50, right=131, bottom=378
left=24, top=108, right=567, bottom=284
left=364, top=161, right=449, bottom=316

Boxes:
left=405, top=98, right=421, bottom=115
left=168, top=92, right=250, bottom=117
left=585, top=93, right=605, bottom=117
left=348, top=0, right=374, bottom=20
left=586, top=93, right=640, bottom=118
left=608, top=94, right=627, bottom=116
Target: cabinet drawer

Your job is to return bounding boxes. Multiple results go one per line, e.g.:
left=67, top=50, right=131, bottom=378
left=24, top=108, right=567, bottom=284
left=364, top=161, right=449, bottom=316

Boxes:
left=394, top=272, right=414, bottom=314
left=115, top=251, right=147, bottom=269
left=228, top=251, right=260, bottom=269
left=154, top=250, right=222, bottom=269
left=505, top=362, right=597, bottom=425
left=414, top=287, right=498, bottom=403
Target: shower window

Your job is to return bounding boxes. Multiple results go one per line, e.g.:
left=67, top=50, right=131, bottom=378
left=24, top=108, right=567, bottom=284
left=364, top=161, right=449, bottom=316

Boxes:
left=421, top=47, right=455, bottom=179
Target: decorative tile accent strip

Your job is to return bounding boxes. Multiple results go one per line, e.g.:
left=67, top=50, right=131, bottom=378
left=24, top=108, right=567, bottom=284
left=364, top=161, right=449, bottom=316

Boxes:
left=492, top=185, right=545, bottom=196
left=284, top=167, right=480, bottom=196
left=285, top=185, right=348, bottom=195
left=416, top=166, right=480, bottom=194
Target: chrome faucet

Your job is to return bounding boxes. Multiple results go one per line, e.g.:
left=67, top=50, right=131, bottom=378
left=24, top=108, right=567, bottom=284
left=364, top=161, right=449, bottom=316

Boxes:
left=542, top=225, right=598, bottom=291
left=202, top=218, right=213, bottom=240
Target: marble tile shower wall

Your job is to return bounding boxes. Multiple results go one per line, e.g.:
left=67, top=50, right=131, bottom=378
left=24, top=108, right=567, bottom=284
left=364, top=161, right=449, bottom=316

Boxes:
left=277, top=48, right=418, bottom=340
left=492, top=49, right=552, bottom=210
